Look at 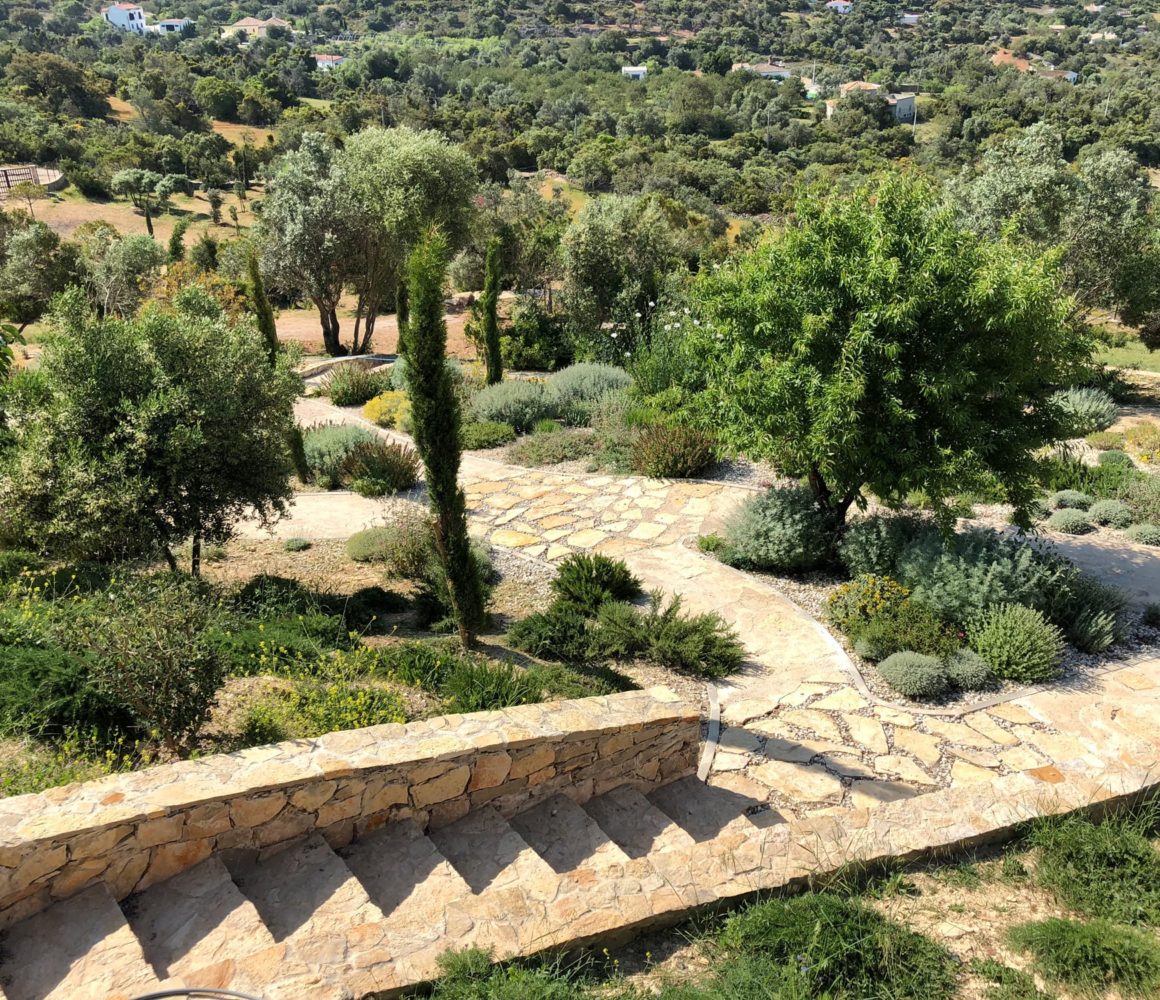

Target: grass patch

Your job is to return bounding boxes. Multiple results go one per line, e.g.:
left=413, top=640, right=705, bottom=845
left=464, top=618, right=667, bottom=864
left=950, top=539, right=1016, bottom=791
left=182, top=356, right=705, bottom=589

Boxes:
left=971, top=958, right=1056, bottom=1000
left=1009, top=917, right=1160, bottom=997
left=1029, top=807, right=1160, bottom=924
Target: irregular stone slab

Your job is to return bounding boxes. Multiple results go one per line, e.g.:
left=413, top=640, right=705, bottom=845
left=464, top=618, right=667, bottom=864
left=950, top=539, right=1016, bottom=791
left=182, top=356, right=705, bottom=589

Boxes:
left=845, top=716, right=888, bottom=755
left=874, top=755, right=937, bottom=786
left=779, top=710, right=845, bottom=744
left=891, top=727, right=943, bottom=766
left=812, top=688, right=868, bottom=712
left=749, top=760, right=845, bottom=804
left=950, top=761, right=998, bottom=786
left=848, top=780, right=918, bottom=811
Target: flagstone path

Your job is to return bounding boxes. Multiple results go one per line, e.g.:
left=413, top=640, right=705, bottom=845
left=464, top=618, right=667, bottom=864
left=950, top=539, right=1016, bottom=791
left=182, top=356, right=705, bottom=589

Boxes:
left=240, top=399, right=1160, bottom=822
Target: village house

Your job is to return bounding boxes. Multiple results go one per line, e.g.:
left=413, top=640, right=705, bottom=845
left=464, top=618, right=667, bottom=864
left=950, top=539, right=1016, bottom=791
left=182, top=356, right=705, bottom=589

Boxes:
left=898, top=12, right=921, bottom=26
left=991, top=49, right=1078, bottom=84
left=224, top=15, right=292, bottom=38
left=825, top=0, right=853, bottom=13
left=151, top=16, right=192, bottom=33
left=730, top=61, right=792, bottom=79
left=313, top=53, right=345, bottom=71
left=101, top=2, right=146, bottom=33
left=620, top=65, right=648, bottom=80
left=827, top=83, right=916, bottom=123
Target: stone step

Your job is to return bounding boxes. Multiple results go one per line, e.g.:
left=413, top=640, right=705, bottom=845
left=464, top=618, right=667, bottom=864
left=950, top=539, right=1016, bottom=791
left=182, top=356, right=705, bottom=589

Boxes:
left=180, top=943, right=351, bottom=1000
left=125, top=855, right=276, bottom=981
left=429, top=806, right=560, bottom=958
left=648, top=775, right=759, bottom=843
left=226, top=834, right=384, bottom=977
left=338, top=819, right=477, bottom=995
left=0, top=885, right=167, bottom=1000
left=511, top=793, right=633, bottom=874
left=583, top=785, right=697, bottom=859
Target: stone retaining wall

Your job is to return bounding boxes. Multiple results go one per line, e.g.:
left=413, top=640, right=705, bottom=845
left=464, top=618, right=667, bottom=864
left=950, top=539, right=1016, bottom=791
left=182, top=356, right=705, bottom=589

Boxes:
left=0, top=687, right=698, bottom=929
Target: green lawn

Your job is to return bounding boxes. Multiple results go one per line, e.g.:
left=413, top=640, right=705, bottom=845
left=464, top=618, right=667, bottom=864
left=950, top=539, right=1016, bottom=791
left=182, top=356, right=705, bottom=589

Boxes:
left=1097, top=340, right=1160, bottom=374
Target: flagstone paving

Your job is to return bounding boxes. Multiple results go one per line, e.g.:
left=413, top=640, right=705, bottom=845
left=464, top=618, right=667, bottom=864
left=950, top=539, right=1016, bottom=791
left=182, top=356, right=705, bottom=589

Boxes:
left=249, top=398, right=1160, bottom=821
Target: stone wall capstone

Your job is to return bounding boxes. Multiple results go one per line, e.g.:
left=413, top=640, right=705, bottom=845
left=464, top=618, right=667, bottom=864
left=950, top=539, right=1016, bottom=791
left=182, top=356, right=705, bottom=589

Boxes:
left=0, top=687, right=698, bottom=929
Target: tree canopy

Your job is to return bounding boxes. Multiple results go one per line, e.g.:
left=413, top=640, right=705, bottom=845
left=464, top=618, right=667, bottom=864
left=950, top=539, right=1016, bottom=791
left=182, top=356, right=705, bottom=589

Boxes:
left=688, top=176, right=1090, bottom=527
left=0, top=290, right=300, bottom=570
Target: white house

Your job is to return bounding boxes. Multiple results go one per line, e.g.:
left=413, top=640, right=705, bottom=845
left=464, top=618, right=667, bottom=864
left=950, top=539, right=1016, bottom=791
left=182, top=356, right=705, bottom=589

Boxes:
left=102, top=2, right=146, bottom=33
left=825, top=0, right=853, bottom=14
left=886, top=92, right=916, bottom=122
left=621, top=65, right=648, bottom=80
left=151, top=16, right=192, bottom=33
left=313, top=53, right=345, bottom=71
left=897, top=12, right=921, bottom=26
left=732, top=61, right=792, bottom=79
left=1039, top=67, right=1079, bottom=83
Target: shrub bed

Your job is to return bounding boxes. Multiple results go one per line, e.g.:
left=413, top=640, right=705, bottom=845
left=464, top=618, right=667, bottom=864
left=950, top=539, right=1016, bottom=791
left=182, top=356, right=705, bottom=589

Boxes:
left=323, top=365, right=391, bottom=406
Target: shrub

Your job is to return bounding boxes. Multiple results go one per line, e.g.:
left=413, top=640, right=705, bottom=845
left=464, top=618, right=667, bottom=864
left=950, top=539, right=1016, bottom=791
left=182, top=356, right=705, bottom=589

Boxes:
left=1144, top=603, right=1160, bottom=628
left=590, top=593, right=745, bottom=679
left=944, top=649, right=992, bottom=691
left=877, top=652, right=950, bottom=699
left=362, top=391, right=411, bottom=429
left=546, top=363, right=633, bottom=425
left=1030, top=810, right=1160, bottom=925
left=442, top=659, right=543, bottom=713
left=238, top=697, right=293, bottom=746
left=1009, top=918, right=1160, bottom=997
left=346, top=527, right=397, bottom=563
left=500, top=298, right=573, bottom=371
left=837, top=514, right=929, bottom=578
left=551, top=553, right=642, bottom=614
left=283, top=537, right=312, bottom=553
left=86, top=575, right=227, bottom=754
left=1099, top=449, right=1135, bottom=469
left=389, top=357, right=466, bottom=393
left=1054, top=572, right=1128, bottom=653
left=1119, top=475, right=1160, bottom=523
left=630, top=424, right=716, bottom=478
left=0, top=548, right=43, bottom=583
left=507, top=429, right=596, bottom=466
left=460, top=421, right=516, bottom=450
left=720, top=486, right=837, bottom=573
left=1126, top=523, right=1160, bottom=546
left=470, top=379, right=554, bottom=432
left=1088, top=499, right=1133, bottom=528
left=967, top=604, right=1064, bottom=683
left=525, top=661, right=636, bottom=699
left=291, top=680, right=407, bottom=736
left=1046, top=508, right=1092, bottom=534
left=532, top=419, right=560, bottom=434
left=1050, top=386, right=1117, bottom=437
left=894, top=529, right=1071, bottom=625
left=303, top=423, right=376, bottom=489
left=344, top=440, right=420, bottom=495
left=1087, top=430, right=1126, bottom=450
left=507, top=603, right=591, bottom=662
left=718, top=893, right=957, bottom=1000
left=1125, top=420, right=1160, bottom=461
left=1038, top=455, right=1135, bottom=499
left=824, top=574, right=911, bottom=636
left=0, top=646, right=137, bottom=744
left=322, top=365, right=391, bottom=406
left=345, top=511, right=432, bottom=574
left=850, top=601, right=961, bottom=660
left=413, top=542, right=494, bottom=631
left=1050, top=489, right=1092, bottom=510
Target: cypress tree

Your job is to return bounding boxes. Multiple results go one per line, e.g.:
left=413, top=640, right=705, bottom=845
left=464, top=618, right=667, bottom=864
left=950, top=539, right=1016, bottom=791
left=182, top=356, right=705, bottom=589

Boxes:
left=248, top=253, right=311, bottom=482
left=481, top=236, right=503, bottom=384
left=395, top=280, right=410, bottom=359
left=404, top=230, right=485, bottom=648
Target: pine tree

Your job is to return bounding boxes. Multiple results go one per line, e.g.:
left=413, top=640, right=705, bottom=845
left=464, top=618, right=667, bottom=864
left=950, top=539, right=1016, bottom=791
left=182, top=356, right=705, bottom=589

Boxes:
left=404, top=230, right=485, bottom=648
left=481, top=236, right=503, bottom=384
left=248, top=253, right=311, bottom=482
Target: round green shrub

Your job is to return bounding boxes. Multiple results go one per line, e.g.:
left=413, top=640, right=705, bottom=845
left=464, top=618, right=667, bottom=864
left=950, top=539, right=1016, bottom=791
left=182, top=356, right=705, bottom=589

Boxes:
left=303, top=423, right=376, bottom=490
left=721, top=486, right=837, bottom=573
left=546, top=363, right=633, bottom=425
left=967, top=604, right=1065, bottom=683
left=283, top=537, right=312, bottom=553
left=944, top=649, right=992, bottom=691
left=877, top=652, right=950, bottom=700
left=343, top=440, right=420, bottom=494
left=1051, top=489, right=1092, bottom=511
left=1088, top=499, right=1133, bottom=528
left=471, top=379, right=555, bottom=432
left=1098, top=450, right=1134, bottom=469
left=460, top=420, right=516, bottom=450
left=551, top=553, right=642, bottom=614
left=1050, top=386, right=1118, bottom=437
left=1046, top=508, right=1093, bottom=535
left=838, top=514, right=930, bottom=578
left=1126, top=523, right=1160, bottom=546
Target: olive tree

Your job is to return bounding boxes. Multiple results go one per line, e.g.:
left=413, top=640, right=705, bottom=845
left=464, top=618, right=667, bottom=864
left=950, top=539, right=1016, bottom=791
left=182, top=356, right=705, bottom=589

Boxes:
left=0, top=289, right=300, bottom=572
left=689, top=176, right=1089, bottom=528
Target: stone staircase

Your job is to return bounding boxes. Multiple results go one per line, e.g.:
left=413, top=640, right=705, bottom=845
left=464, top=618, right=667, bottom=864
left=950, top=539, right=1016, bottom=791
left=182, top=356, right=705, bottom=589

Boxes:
left=0, top=777, right=776, bottom=1000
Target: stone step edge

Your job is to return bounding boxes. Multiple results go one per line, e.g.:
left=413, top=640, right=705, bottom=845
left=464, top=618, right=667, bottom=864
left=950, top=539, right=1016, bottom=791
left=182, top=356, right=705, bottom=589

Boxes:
left=358, top=759, right=1157, bottom=998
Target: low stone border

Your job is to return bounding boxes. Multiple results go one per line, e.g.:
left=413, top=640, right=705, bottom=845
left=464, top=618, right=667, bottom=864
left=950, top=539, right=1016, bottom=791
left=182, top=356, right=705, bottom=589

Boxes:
left=0, top=687, right=698, bottom=930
